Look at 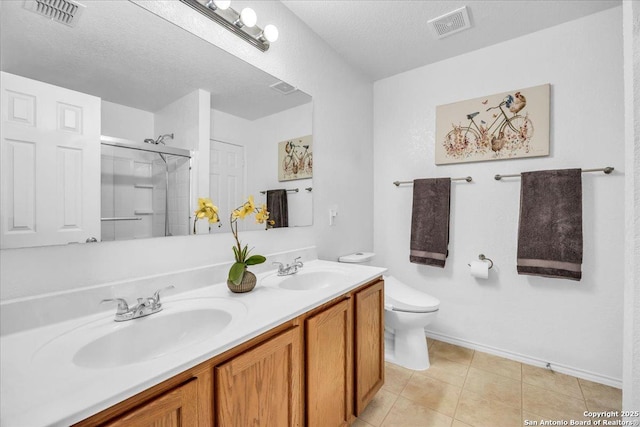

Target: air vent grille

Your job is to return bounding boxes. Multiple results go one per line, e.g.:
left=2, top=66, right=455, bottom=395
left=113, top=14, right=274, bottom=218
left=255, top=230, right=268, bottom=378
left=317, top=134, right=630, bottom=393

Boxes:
left=428, top=6, right=472, bottom=39
left=270, top=81, right=297, bottom=95
left=23, top=0, right=85, bottom=27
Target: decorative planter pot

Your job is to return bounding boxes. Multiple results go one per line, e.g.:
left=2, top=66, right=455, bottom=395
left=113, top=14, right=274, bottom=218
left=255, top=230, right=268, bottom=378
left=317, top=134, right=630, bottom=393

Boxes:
left=227, top=270, right=257, bottom=293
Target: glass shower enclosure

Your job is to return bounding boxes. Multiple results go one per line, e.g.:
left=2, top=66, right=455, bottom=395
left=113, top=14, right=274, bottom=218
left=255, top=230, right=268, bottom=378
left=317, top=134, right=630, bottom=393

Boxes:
left=100, top=137, right=191, bottom=241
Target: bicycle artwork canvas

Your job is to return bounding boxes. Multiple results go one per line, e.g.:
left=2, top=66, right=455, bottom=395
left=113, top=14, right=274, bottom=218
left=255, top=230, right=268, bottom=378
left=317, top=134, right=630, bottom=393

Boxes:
left=278, top=135, right=313, bottom=181
left=435, top=83, right=550, bottom=165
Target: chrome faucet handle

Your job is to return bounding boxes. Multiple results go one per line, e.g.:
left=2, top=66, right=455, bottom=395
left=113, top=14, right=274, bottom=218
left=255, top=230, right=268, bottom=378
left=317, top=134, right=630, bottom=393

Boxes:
left=152, top=285, right=175, bottom=306
left=101, top=298, right=130, bottom=315
left=272, top=261, right=285, bottom=272
left=294, top=257, right=303, bottom=267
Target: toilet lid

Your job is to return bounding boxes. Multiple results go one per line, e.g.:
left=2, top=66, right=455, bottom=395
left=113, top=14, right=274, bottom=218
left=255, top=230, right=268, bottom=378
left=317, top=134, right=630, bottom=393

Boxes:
left=384, top=275, right=440, bottom=312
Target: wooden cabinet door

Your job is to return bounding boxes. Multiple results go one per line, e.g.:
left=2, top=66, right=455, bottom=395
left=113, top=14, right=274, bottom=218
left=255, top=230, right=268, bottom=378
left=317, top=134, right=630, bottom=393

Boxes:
left=354, top=280, right=385, bottom=415
left=104, top=379, right=198, bottom=427
left=305, top=298, right=353, bottom=427
left=215, top=327, right=301, bottom=427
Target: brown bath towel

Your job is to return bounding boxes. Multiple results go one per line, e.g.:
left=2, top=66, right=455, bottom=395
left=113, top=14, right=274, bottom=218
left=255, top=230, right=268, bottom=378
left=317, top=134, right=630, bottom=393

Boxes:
left=517, top=169, right=583, bottom=280
left=266, top=189, right=288, bottom=228
left=410, top=178, right=451, bottom=268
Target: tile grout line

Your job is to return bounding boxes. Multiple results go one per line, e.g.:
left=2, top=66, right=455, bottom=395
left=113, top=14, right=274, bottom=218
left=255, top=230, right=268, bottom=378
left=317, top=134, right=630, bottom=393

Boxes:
left=451, top=349, right=473, bottom=425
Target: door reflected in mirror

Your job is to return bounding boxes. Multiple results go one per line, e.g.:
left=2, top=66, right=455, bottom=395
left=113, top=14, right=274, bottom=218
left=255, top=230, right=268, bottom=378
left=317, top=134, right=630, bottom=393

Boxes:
left=0, top=0, right=312, bottom=249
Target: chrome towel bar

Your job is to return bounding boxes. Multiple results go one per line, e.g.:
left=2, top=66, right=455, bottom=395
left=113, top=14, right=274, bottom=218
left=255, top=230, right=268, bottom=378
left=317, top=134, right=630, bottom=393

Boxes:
left=393, top=176, right=472, bottom=186
left=494, top=167, right=614, bottom=181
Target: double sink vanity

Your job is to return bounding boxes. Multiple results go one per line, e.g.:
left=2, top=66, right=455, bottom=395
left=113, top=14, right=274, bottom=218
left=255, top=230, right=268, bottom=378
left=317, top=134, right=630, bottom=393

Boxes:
left=1, top=260, right=386, bottom=426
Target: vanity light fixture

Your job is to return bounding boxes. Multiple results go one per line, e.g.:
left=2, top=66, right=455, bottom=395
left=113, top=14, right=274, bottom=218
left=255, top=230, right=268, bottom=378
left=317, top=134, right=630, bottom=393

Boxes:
left=179, top=0, right=278, bottom=51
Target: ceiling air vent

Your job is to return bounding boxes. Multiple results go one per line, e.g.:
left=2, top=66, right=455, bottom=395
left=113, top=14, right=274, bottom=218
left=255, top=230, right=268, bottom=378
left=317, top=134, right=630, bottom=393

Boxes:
left=427, top=6, right=472, bottom=39
left=23, top=0, right=85, bottom=28
left=270, top=81, right=297, bottom=95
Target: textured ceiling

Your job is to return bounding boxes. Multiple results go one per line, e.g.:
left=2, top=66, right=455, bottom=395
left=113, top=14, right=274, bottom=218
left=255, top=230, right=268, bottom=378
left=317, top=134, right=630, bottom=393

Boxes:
left=281, top=0, right=622, bottom=81
left=0, top=1, right=310, bottom=120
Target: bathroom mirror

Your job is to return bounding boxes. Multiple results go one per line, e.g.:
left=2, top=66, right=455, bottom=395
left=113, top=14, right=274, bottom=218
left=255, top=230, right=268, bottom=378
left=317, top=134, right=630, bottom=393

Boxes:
left=0, top=0, right=313, bottom=249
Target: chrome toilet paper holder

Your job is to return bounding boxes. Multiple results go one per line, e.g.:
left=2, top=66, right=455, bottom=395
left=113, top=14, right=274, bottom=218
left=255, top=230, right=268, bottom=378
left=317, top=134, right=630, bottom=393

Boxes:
left=468, top=254, right=494, bottom=269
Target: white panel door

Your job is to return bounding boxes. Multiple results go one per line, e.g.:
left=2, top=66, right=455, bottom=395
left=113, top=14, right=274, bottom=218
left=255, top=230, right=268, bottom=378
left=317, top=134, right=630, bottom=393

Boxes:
left=1, top=72, right=101, bottom=248
left=210, top=140, right=244, bottom=234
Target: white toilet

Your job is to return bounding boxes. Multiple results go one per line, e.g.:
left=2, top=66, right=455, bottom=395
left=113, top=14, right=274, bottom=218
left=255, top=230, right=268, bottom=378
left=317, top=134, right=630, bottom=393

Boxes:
left=338, top=253, right=440, bottom=371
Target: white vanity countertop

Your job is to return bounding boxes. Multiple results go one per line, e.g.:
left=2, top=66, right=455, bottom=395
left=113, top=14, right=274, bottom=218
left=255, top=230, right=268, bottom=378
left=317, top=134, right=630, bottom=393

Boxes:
left=0, top=260, right=386, bottom=427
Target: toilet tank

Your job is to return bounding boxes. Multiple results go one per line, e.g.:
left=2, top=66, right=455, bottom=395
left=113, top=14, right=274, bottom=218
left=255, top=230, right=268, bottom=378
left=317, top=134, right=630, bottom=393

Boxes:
left=338, top=252, right=375, bottom=265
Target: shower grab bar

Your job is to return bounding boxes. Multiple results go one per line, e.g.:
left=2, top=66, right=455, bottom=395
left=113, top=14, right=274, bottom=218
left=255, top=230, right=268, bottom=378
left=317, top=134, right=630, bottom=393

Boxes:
left=393, top=176, right=473, bottom=186
left=494, top=167, right=614, bottom=180
left=101, top=217, right=143, bottom=221
left=259, top=188, right=300, bottom=194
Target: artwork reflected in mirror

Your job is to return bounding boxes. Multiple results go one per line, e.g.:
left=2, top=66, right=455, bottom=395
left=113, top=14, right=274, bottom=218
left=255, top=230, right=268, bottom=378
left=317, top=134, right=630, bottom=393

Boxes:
left=0, top=0, right=312, bottom=249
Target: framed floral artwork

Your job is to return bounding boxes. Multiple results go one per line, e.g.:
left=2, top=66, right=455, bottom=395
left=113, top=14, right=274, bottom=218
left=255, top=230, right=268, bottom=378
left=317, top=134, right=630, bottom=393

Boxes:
left=278, top=135, right=313, bottom=181
left=435, top=84, right=550, bottom=165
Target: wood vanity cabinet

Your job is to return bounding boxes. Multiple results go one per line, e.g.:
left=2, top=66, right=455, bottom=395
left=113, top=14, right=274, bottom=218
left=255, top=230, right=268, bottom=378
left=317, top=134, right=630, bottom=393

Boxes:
left=215, top=327, right=301, bottom=426
left=305, top=297, right=353, bottom=427
left=353, top=280, right=385, bottom=415
left=103, top=379, right=199, bottom=427
left=75, top=277, right=384, bottom=427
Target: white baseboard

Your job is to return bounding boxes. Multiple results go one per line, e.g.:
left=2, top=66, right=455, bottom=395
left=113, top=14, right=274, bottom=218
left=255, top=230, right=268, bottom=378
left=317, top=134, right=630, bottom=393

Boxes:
left=425, top=330, right=622, bottom=389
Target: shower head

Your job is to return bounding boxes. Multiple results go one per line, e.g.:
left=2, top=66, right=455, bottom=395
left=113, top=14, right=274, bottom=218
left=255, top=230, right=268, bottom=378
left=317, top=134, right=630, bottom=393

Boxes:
left=143, top=134, right=174, bottom=145
left=155, top=134, right=174, bottom=145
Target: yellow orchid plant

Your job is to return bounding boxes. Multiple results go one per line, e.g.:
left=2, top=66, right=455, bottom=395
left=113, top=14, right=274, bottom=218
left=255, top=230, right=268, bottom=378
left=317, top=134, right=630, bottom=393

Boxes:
left=228, top=196, right=270, bottom=285
left=193, top=198, right=221, bottom=234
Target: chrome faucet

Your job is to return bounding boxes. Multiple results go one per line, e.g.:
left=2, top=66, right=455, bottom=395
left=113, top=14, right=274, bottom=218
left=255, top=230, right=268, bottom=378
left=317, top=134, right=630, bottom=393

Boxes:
left=273, top=257, right=304, bottom=276
left=101, top=285, right=175, bottom=322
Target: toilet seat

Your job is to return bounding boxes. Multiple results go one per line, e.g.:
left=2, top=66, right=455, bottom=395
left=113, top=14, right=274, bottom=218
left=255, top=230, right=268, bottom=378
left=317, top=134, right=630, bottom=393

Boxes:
left=384, top=276, right=440, bottom=313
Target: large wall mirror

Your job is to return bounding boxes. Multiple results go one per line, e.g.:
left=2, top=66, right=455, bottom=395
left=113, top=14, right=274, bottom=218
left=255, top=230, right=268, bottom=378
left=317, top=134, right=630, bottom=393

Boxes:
left=0, top=1, right=312, bottom=249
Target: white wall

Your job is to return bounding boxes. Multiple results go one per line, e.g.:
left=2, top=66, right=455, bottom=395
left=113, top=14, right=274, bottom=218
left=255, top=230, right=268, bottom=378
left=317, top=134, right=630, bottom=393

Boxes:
left=154, top=89, right=211, bottom=206
left=373, top=8, right=624, bottom=384
left=101, top=100, right=154, bottom=143
left=623, top=0, right=640, bottom=410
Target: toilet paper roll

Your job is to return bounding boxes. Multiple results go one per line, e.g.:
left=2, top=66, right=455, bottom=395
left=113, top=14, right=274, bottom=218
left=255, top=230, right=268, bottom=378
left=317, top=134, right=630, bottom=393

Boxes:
left=470, top=261, right=489, bottom=279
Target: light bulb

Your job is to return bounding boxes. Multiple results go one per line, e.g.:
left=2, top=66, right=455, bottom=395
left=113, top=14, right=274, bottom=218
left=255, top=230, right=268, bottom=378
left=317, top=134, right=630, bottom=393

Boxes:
left=263, top=24, right=278, bottom=42
left=240, top=7, right=257, bottom=28
left=213, top=0, right=230, bottom=10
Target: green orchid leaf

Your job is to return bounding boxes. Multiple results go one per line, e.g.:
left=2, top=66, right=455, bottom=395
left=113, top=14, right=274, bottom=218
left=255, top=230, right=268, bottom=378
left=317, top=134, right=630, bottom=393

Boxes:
left=245, top=255, right=266, bottom=266
left=228, top=262, right=246, bottom=285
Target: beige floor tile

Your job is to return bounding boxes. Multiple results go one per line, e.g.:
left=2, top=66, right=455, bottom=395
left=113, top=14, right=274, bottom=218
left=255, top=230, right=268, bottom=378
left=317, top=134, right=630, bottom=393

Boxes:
left=471, top=351, right=522, bottom=381
left=358, top=388, right=398, bottom=427
left=522, top=364, right=583, bottom=398
left=380, top=396, right=453, bottom=427
left=431, top=341, right=474, bottom=365
left=415, top=354, right=469, bottom=387
left=382, top=362, right=413, bottom=395
left=353, top=418, right=375, bottom=427
left=451, top=420, right=474, bottom=427
left=464, top=367, right=522, bottom=409
left=455, top=388, right=522, bottom=427
left=523, top=383, right=588, bottom=421
left=400, top=373, right=462, bottom=417
left=579, top=378, right=622, bottom=412
left=523, top=411, right=543, bottom=425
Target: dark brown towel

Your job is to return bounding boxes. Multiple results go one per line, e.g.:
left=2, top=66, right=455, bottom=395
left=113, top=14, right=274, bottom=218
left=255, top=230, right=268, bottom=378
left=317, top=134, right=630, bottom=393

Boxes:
left=266, top=189, right=288, bottom=228
left=517, top=169, right=583, bottom=280
left=410, top=178, right=451, bottom=267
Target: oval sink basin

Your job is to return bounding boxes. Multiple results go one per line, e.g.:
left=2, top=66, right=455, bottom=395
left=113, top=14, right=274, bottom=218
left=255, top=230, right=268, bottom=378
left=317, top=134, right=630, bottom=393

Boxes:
left=74, top=308, right=231, bottom=369
left=32, top=298, right=246, bottom=369
left=264, top=270, right=350, bottom=291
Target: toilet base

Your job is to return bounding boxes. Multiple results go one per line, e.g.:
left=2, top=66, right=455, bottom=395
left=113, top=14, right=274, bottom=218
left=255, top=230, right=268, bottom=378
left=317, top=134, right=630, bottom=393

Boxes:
left=384, top=327, right=431, bottom=371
